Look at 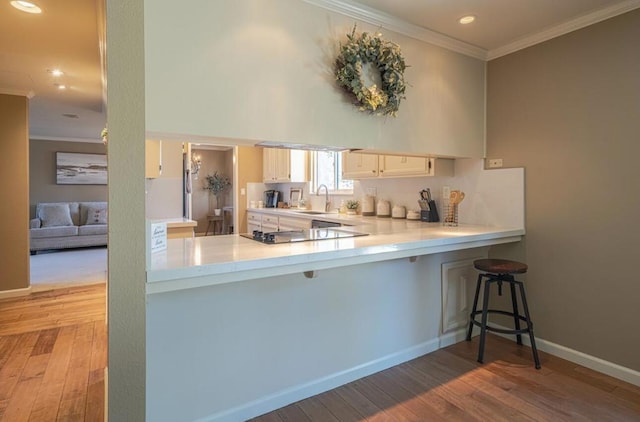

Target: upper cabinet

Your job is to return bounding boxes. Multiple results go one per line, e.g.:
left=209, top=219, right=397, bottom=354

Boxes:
left=342, top=152, right=454, bottom=179
left=263, top=149, right=308, bottom=183
left=145, top=140, right=162, bottom=179
left=342, top=152, right=379, bottom=179
left=379, top=155, right=453, bottom=177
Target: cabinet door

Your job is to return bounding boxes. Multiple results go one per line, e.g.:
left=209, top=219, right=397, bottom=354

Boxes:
left=145, top=140, right=162, bottom=179
left=341, top=152, right=378, bottom=179
left=263, top=149, right=277, bottom=182
left=247, top=222, right=261, bottom=234
left=278, top=216, right=311, bottom=231
left=379, top=155, right=429, bottom=177
left=273, top=149, right=291, bottom=182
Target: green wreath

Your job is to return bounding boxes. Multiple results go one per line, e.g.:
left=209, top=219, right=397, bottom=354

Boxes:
left=335, top=26, right=407, bottom=117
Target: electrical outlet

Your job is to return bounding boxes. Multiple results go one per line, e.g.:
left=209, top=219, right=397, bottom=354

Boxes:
left=488, top=158, right=503, bottom=168
left=442, top=186, right=451, bottom=199
left=240, top=188, right=246, bottom=196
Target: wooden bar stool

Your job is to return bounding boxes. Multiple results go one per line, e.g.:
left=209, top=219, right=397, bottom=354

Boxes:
left=466, top=258, right=541, bottom=369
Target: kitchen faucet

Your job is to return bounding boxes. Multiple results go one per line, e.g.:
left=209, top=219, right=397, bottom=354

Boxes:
left=317, top=184, right=331, bottom=212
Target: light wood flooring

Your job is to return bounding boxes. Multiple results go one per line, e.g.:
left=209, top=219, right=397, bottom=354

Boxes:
left=0, top=283, right=106, bottom=421
left=252, top=335, right=640, bottom=421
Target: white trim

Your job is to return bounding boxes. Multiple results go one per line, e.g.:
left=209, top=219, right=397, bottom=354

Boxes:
left=301, top=0, right=487, bottom=60
left=0, top=88, right=35, bottom=98
left=29, top=135, right=103, bottom=144
left=489, top=323, right=640, bottom=387
left=195, top=337, right=442, bottom=422
left=487, top=0, right=640, bottom=59
left=303, top=0, right=640, bottom=62
left=0, top=286, right=32, bottom=299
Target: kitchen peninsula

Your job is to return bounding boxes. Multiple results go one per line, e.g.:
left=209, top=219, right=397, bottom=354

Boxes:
left=146, top=203, right=524, bottom=421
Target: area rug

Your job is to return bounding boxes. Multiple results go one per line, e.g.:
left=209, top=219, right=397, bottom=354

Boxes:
left=30, top=247, right=107, bottom=290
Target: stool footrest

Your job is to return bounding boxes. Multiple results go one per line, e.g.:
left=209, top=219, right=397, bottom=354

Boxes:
left=470, top=309, right=533, bottom=334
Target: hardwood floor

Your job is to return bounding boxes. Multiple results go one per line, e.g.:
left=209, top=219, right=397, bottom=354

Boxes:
left=252, top=335, right=640, bottom=421
left=0, top=283, right=106, bottom=421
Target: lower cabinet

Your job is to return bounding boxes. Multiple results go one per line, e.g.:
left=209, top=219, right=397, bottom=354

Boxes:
left=246, top=212, right=312, bottom=233
left=441, top=259, right=479, bottom=334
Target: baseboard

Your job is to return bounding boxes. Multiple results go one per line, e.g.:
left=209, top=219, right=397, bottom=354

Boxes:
left=439, top=327, right=469, bottom=348
left=0, top=285, right=32, bottom=299
left=489, top=323, right=640, bottom=387
left=196, top=337, right=442, bottom=422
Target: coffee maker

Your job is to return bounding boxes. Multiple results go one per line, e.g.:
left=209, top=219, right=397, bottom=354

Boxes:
left=264, top=190, right=281, bottom=208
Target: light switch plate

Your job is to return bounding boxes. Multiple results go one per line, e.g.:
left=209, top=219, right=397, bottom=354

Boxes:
left=442, top=186, right=450, bottom=199
left=488, top=158, right=503, bottom=168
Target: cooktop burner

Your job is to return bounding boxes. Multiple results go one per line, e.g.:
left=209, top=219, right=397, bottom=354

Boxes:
left=240, top=228, right=369, bottom=244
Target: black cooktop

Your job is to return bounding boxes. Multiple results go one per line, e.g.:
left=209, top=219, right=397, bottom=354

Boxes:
left=241, top=228, right=369, bottom=244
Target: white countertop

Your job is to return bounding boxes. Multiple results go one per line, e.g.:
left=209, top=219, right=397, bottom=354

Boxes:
left=149, top=217, right=197, bottom=228
left=147, top=211, right=524, bottom=294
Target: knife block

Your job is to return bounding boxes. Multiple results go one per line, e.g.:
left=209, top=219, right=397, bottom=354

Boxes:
left=420, top=200, right=439, bottom=222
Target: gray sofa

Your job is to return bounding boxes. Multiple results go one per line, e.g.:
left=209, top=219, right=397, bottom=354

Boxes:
left=30, top=202, right=107, bottom=254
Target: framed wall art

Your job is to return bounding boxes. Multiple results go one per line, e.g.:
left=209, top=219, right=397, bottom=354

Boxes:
left=56, top=152, right=107, bottom=185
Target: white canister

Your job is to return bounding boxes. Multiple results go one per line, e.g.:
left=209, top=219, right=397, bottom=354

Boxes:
left=392, top=205, right=406, bottom=219
left=362, top=194, right=375, bottom=216
left=376, top=199, right=391, bottom=217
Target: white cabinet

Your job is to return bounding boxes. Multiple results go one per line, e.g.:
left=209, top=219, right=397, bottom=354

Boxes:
left=263, top=149, right=307, bottom=183
left=261, top=215, right=279, bottom=232
left=247, top=212, right=262, bottom=233
left=246, top=212, right=312, bottom=233
left=342, top=152, right=454, bottom=179
left=145, top=139, right=162, bottom=178
left=341, top=152, right=379, bottom=179
left=278, top=216, right=311, bottom=231
left=379, top=156, right=454, bottom=177
left=441, top=259, right=479, bottom=334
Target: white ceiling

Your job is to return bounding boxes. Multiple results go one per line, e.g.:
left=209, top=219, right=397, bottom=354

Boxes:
left=0, top=0, right=637, bottom=142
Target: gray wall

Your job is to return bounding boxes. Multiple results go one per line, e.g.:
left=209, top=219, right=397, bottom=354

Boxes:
left=487, top=10, right=640, bottom=371
left=29, top=139, right=108, bottom=217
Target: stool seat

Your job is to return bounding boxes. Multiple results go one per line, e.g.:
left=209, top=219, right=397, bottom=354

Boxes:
left=474, top=258, right=528, bottom=274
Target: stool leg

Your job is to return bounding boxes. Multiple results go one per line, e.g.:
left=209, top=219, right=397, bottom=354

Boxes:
left=518, top=282, right=541, bottom=369
left=477, top=277, right=492, bottom=364
left=466, top=273, right=484, bottom=341
left=509, top=281, right=523, bottom=345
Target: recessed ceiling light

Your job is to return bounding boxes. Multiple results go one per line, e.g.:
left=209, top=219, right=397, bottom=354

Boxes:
left=10, top=1, right=42, bottom=14
left=459, top=15, right=476, bottom=25
left=48, top=69, right=64, bottom=77
left=62, top=113, right=79, bottom=119
left=55, top=83, right=66, bottom=90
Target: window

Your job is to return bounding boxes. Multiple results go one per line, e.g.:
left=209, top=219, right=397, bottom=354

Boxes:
left=312, top=151, right=353, bottom=194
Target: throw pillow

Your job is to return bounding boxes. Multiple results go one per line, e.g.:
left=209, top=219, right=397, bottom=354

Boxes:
left=85, top=207, right=107, bottom=225
left=39, top=204, right=73, bottom=227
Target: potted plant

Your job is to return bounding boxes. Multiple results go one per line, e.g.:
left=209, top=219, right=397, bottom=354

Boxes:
left=205, top=172, right=232, bottom=215
left=345, top=199, right=360, bottom=215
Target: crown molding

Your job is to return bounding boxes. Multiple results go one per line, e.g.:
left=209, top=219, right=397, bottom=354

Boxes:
left=487, top=0, right=640, bottom=60
left=29, top=135, right=103, bottom=144
left=302, top=0, right=488, bottom=60
left=0, top=87, right=35, bottom=99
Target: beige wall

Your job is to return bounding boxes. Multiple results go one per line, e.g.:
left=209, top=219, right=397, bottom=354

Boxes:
left=237, top=146, right=264, bottom=233
left=106, top=0, right=146, bottom=419
left=0, top=94, right=30, bottom=292
left=29, top=139, right=107, bottom=217
left=487, top=10, right=640, bottom=371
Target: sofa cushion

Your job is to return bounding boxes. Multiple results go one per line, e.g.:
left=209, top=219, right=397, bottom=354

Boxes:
left=80, top=202, right=107, bottom=225
left=30, top=226, right=78, bottom=239
left=78, top=224, right=107, bottom=236
left=85, top=207, right=107, bottom=225
left=38, top=204, right=73, bottom=227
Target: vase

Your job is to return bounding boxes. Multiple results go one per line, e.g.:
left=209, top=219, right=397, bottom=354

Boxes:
left=214, top=209, right=222, bottom=216
left=347, top=210, right=357, bottom=215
